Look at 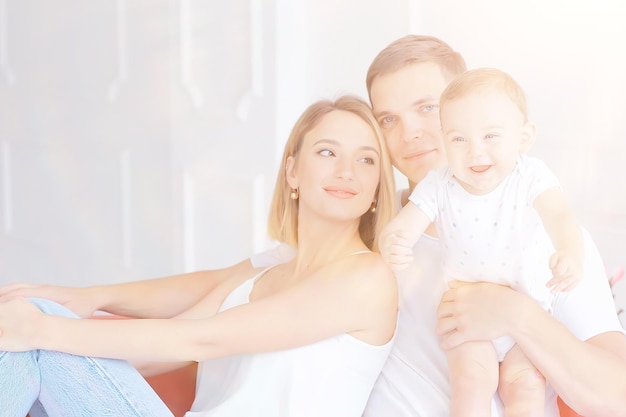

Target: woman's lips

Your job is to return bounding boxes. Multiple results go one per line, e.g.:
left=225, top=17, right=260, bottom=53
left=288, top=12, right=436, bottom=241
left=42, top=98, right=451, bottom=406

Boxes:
left=324, top=186, right=357, bottom=198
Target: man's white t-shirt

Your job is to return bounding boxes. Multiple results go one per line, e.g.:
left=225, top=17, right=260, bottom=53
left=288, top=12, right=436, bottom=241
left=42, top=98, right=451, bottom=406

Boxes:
left=362, top=226, right=623, bottom=417
left=251, top=203, right=624, bottom=417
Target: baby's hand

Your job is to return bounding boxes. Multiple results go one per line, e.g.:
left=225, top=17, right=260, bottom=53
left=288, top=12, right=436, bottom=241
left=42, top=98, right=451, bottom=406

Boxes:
left=379, top=231, right=414, bottom=272
left=547, top=250, right=583, bottom=292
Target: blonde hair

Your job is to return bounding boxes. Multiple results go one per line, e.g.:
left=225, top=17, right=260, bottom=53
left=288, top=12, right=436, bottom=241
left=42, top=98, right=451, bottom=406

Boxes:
left=267, top=95, right=396, bottom=250
left=366, top=34, right=467, bottom=99
left=440, top=67, right=529, bottom=122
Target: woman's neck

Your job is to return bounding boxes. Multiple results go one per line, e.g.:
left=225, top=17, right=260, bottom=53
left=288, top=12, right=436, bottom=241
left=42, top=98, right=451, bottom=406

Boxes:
left=293, top=219, right=366, bottom=274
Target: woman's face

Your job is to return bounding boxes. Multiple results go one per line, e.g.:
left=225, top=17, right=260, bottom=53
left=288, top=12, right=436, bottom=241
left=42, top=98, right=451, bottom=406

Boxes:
left=288, top=110, right=381, bottom=223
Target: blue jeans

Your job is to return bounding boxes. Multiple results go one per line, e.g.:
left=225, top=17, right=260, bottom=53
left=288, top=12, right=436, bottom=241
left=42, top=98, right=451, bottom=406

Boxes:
left=0, top=298, right=175, bottom=417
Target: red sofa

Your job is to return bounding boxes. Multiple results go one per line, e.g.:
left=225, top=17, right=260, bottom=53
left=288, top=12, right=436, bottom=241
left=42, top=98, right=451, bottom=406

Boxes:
left=148, top=364, right=580, bottom=417
left=146, top=362, right=197, bottom=417
left=25, top=360, right=579, bottom=417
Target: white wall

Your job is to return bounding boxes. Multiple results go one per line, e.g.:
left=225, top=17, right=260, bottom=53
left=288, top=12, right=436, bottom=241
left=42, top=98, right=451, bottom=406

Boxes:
left=274, top=0, right=410, bottom=162
left=0, top=0, right=411, bottom=287
left=1, top=0, right=624, bottom=322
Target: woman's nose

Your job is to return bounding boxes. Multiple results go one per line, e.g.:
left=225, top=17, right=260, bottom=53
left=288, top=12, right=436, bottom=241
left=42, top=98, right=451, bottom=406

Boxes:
left=335, top=157, right=354, bottom=179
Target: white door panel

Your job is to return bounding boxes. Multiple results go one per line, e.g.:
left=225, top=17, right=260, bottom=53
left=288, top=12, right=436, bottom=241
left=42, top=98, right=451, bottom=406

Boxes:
left=0, top=1, right=276, bottom=286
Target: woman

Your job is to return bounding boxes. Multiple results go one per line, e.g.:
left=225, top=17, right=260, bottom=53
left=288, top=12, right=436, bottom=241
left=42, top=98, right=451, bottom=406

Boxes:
left=0, top=95, right=398, bottom=417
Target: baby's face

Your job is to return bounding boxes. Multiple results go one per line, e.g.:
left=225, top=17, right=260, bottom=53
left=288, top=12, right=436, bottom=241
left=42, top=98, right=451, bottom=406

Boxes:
left=440, top=89, right=531, bottom=195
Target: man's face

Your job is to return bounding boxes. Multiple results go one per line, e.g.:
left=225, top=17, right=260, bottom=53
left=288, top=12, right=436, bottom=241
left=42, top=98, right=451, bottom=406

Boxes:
left=370, top=62, right=449, bottom=187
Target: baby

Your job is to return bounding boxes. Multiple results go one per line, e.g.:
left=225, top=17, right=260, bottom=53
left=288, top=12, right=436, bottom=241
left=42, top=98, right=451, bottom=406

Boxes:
left=379, top=67, right=584, bottom=417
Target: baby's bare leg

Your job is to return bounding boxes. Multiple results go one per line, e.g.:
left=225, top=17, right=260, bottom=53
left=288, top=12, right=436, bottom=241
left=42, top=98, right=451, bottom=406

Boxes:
left=447, top=341, right=499, bottom=417
left=499, top=343, right=545, bottom=417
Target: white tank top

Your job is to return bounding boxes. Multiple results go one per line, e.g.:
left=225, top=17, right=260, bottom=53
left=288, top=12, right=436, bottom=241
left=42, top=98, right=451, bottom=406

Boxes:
left=185, top=265, right=394, bottom=417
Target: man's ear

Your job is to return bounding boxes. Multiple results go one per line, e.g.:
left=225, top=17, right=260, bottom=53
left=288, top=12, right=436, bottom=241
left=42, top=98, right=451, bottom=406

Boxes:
left=285, top=155, right=298, bottom=189
left=520, top=121, right=536, bottom=153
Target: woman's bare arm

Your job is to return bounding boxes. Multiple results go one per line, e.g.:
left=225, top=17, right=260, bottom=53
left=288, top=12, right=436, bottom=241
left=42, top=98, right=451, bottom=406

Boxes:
left=0, top=259, right=256, bottom=318
left=0, top=253, right=396, bottom=363
left=94, top=259, right=257, bottom=318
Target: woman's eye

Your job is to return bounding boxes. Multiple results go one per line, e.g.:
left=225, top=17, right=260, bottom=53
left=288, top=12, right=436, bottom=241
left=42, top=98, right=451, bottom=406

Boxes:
left=359, top=156, right=375, bottom=165
left=318, top=149, right=334, bottom=157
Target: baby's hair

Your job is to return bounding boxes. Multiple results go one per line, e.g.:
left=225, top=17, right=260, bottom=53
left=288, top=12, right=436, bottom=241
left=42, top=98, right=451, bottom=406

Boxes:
left=440, top=67, right=528, bottom=122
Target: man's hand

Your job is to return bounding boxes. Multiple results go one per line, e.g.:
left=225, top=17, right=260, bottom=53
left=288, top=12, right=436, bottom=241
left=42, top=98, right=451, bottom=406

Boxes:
left=436, top=280, right=532, bottom=350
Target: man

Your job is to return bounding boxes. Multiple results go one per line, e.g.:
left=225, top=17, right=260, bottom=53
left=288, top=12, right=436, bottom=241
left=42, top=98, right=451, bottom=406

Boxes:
left=362, top=34, right=626, bottom=417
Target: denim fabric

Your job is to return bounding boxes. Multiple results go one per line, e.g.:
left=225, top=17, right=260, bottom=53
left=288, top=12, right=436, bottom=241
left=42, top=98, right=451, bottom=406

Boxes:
left=0, top=298, right=174, bottom=417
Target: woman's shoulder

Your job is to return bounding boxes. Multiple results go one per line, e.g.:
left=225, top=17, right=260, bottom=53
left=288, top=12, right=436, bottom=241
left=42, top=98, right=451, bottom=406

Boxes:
left=335, top=251, right=397, bottom=344
left=334, top=250, right=391, bottom=273
left=326, top=251, right=396, bottom=297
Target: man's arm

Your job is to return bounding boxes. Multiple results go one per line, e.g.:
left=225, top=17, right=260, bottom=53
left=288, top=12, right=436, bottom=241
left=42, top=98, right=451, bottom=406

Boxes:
left=511, top=301, right=626, bottom=417
left=437, top=241, right=626, bottom=417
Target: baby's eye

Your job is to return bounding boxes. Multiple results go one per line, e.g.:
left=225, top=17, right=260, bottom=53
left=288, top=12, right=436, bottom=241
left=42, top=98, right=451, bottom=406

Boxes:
left=318, top=149, right=335, bottom=157
left=452, top=136, right=466, bottom=142
left=484, top=134, right=498, bottom=141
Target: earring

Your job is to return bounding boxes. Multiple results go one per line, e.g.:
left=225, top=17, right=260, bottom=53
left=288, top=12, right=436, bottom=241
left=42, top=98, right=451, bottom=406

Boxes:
left=370, top=201, right=377, bottom=213
left=290, top=188, right=299, bottom=200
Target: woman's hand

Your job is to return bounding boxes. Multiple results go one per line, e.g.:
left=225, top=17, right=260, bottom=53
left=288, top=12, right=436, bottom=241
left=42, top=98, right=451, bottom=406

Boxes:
left=0, top=297, right=43, bottom=351
left=0, top=283, right=96, bottom=318
left=436, top=280, right=535, bottom=350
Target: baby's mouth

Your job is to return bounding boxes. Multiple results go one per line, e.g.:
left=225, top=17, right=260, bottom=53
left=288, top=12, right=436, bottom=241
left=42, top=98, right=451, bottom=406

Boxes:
left=470, top=165, right=490, bottom=173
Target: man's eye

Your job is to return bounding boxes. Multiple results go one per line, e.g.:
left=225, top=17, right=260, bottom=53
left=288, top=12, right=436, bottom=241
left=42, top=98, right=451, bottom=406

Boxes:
left=422, top=104, right=439, bottom=113
left=379, top=116, right=395, bottom=126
